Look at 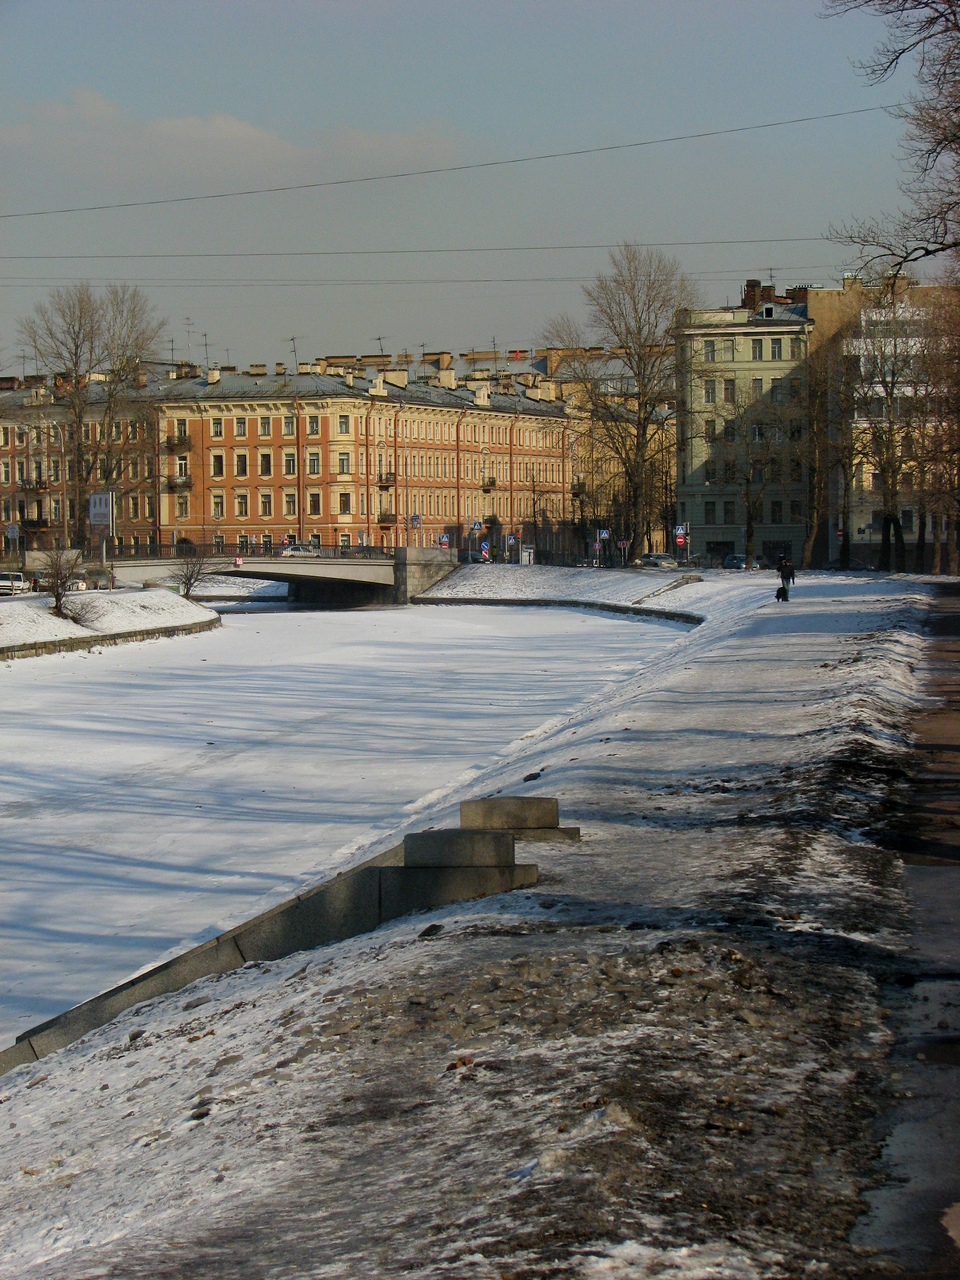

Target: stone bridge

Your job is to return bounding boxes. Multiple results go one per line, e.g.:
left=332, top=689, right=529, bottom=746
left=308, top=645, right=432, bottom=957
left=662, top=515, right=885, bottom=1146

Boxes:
left=111, top=547, right=457, bottom=607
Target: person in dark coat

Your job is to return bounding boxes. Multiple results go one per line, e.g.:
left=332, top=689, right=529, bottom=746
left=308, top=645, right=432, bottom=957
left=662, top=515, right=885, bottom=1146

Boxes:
left=778, top=557, right=795, bottom=600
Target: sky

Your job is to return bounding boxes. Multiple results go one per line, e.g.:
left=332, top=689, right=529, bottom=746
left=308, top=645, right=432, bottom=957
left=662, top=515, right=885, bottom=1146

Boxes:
left=0, top=0, right=910, bottom=372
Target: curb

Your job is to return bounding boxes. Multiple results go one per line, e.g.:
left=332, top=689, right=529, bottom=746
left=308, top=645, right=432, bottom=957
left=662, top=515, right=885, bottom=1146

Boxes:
left=412, top=595, right=704, bottom=628
left=0, top=614, right=221, bottom=662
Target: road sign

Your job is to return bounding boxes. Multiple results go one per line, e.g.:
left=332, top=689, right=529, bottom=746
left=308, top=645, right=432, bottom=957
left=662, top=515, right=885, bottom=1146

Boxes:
left=507, top=534, right=517, bottom=545
left=675, top=524, right=686, bottom=538
left=472, top=521, right=483, bottom=531
left=6, top=524, right=18, bottom=540
left=439, top=533, right=449, bottom=547
left=618, top=540, right=629, bottom=549
left=599, top=529, right=610, bottom=540
left=410, top=513, right=421, bottom=528
left=480, top=541, right=489, bottom=552
left=89, top=492, right=114, bottom=531
left=676, top=533, right=686, bottom=548
left=234, top=556, right=244, bottom=566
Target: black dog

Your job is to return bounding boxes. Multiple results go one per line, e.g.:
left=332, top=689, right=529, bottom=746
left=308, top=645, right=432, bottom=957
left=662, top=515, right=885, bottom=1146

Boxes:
left=776, top=585, right=789, bottom=602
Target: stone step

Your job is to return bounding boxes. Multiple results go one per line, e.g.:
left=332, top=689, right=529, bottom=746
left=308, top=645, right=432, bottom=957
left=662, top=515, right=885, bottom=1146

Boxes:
left=403, top=829, right=515, bottom=867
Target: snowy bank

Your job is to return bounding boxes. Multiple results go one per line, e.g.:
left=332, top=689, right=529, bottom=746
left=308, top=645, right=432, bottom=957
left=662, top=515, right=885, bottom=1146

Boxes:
left=0, top=589, right=219, bottom=660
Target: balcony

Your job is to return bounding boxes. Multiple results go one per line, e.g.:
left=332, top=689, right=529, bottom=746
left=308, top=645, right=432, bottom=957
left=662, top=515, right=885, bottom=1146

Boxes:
left=481, top=477, right=497, bottom=493
left=163, top=475, right=193, bottom=491
left=570, top=481, right=588, bottom=498
left=165, top=434, right=192, bottom=451
left=377, top=512, right=398, bottom=526
left=19, top=480, right=49, bottom=492
left=377, top=471, right=396, bottom=488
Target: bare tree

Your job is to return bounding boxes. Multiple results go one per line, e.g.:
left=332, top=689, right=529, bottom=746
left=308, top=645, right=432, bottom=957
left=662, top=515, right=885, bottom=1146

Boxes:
left=544, top=246, right=700, bottom=560
left=825, top=0, right=960, bottom=269
left=168, top=545, right=227, bottom=600
left=18, top=283, right=165, bottom=547
left=38, top=546, right=83, bottom=616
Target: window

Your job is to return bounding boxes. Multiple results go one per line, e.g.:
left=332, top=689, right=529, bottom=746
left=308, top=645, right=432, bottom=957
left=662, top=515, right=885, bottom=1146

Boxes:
left=235, top=417, right=247, bottom=438
left=790, top=337, right=802, bottom=361
left=723, top=380, right=735, bottom=404
left=723, top=339, right=734, bottom=361
left=751, top=424, right=765, bottom=443
left=284, top=452, right=296, bottom=476
left=129, top=494, right=140, bottom=520
left=723, top=461, right=737, bottom=484
left=752, top=338, right=763, bottom=361
left=340, top=533, right=350, bottom=548
left=176, top=418, right=188, bottom=439
left=872, top=509, right=883, bottom=534
left=308, top=492, right=321, bottom=516
left=751, top=378, right=763, bottom=401
left=339, top=491, right=351, bottom=514
left=902, top=472, right=914, bottom=492
left=259, top=452, right=272, bottom=477
left=260, top=492, right=272, bottom=517
left=901, top=508, right=914, bottom=533
left=284, top=492, right=297, bottom=517
left=146, top=495, right=155, bottom=519
left=128, top=457, right=138, bottom=481
left=704, top=460, right=717, bottom=483
left=211, top=454, right=225, bottom=478
left=212, top=493, right=225, bottom=520
left=771, top=378, right=783, bottom=404
left=704, top=419, right=717, bottom=441
left=212, top=417, right=223, bottom=438
left=790, top=500, right=803, bottom=520
left=1, top=461, right=8, bottom=484
left=262, top=534, right=273, bottom=554
left=723, top=422, right=735, bottom=443
left=770, top=500, right=783, bottom=524
left=308, top=451, right=320, bottom=475
left=236, top=452, right=248, bottom=477
left=338, top=414, right=350, bottom=434
left=789, top=379, right=801, bottom=402
left=703, top=339, right=715, bottom=362
left=704, top=380, right=716, bottom=404
left=308, top=415, right=319, bottom=436
left=770, top=339, right=782, bottom=361
left=283, top=416, right=295, bottom=436
left=259, top=416, right=271, bottom=437
left=790, top=459, right=802, bottom=482
left=236, top=492, right=249, bottom=517
left=723, top=501, right=736, bottom=525
left=176, top=455, right=189, bottom=478
left=338, top=452, right=350, bottom=474
left=176, top=494, right=189, bottom=519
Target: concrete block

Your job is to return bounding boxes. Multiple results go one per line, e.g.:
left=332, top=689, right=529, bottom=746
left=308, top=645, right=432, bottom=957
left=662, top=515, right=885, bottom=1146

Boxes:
left=461, top=796, right=560, bottom=831
left=231, top=867, right=380, bottom=962
left=380, top=863, right=538, bottom=922
left=25, top=935, right=246, bottom=1057
left=0, top=1038, right=38, bottom=1074
left=512, top=826, right=581, bottom=843
left=403, top=829, right=515, bottom=868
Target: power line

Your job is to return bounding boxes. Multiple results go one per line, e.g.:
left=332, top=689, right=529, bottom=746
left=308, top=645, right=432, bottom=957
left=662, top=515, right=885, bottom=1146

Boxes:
left=0, top=236, right=828, bottom=261
left=0, top=105, right=898, bottom=221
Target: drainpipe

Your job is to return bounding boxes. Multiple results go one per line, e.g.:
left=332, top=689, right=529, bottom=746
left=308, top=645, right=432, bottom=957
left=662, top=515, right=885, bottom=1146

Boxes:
left=454, top=407, right=468, bottom=552
left=295, top=394, right=304, bottom=544
left=364, top=400, right=374, bottom=548
left=393, top=403, right=402, bottom=548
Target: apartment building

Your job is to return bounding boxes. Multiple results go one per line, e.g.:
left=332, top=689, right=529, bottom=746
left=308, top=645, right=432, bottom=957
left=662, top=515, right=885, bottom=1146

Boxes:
left=675, top=282, right=814, bottom=566
left=0, top=361, right=574, bottom=560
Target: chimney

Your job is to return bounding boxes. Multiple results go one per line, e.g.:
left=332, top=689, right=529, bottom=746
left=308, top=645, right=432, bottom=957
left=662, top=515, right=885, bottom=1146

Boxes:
left=760, top=284, right=775, bottom=303
left=436, top=368, right=456, bottom=389
left=474, top=383, right=490, bottom=407
left=742, top=279, right=762, bottom=311
left=369, top=373, right=386, bottom=397
left=383, top=368, right=409, bottom=389
left=275, top=362, right=286, bottom=377
left=206, top=368, right=221, bottom=384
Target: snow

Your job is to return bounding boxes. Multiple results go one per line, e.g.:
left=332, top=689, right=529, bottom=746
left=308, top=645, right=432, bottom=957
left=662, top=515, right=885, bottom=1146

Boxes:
left=0, top=566, right=939, bottom=1278
left=0, top=588, right=216, bottom=648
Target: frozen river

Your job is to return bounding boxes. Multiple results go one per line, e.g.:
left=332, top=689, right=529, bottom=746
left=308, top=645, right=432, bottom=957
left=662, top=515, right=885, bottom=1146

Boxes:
left=0, top=603, right=682, bottom=1047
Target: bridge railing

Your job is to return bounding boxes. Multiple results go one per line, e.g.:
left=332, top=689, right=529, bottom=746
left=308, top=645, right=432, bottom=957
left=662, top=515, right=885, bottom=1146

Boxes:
left=103, top=543, right=394, bottom=562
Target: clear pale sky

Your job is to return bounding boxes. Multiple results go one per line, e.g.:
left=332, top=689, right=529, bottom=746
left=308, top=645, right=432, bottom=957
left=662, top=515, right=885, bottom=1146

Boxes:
left=0, top=0, right=908, bottom=371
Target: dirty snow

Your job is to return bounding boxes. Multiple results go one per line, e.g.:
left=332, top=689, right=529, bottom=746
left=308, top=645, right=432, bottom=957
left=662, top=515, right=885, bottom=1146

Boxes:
left=0, top=567, right=940, bottom=1279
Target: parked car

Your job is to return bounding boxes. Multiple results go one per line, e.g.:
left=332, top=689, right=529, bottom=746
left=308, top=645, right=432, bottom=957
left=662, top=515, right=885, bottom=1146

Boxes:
left=637, top=553, right=679, bottom=569
left=825, top=557, right=875, bottom=571
left=0, top=571, right=29, bottom=595
left=280, top=542, right=319, bottom=558
left=723, top=554, right=760, bottom=571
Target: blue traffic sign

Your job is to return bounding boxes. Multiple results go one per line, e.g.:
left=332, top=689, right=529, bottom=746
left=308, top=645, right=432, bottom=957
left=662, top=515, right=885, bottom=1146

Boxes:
left=507, top=534, right=517, bottom=545
left=599, top=529, right=611, bottom=540
left=472, top=521, right=483, bottom=531
left=480, top=540, right=489, bottom=551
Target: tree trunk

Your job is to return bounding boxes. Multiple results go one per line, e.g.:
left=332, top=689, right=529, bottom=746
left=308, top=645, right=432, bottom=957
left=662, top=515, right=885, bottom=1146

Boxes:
left=932, top=511, right=943, bottom=575
left=893, top=516, right=907, bottom=573
left=948, top=512, right=959, bottom=577
left=914, top=505, right=927, bottom=574
left=885, top=514, right=901, bottom=570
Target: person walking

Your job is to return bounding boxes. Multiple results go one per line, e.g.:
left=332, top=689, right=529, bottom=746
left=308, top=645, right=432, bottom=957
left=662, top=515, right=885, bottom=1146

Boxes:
left=779, top=556, right=795, bottom=601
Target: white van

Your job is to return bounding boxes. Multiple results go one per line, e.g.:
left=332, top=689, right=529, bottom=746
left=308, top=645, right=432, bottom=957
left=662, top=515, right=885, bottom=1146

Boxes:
left=0, top=572, right=29, bottom=595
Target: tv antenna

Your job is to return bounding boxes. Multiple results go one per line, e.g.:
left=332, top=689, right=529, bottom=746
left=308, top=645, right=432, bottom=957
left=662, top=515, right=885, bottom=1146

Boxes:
left=289, top=336, right=304, bottom=369
left=202, top=332, right=210, bottom=367
left=373, top=335, right=388, bottom=360
left=184, top=317, right=194, bottom=361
